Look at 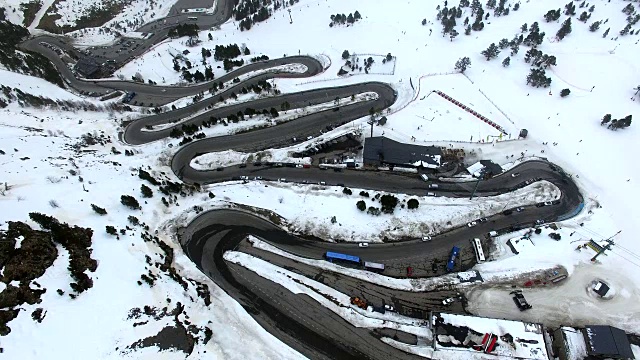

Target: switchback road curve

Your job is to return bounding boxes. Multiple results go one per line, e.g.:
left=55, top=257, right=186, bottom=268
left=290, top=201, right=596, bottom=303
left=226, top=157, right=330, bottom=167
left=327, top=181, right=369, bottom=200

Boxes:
left=177, top=160, right=583, bottom=359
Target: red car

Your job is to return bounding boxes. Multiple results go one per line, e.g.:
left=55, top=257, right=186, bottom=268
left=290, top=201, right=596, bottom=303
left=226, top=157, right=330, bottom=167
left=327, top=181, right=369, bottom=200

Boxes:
left=407, top=266, right=413, bottom=277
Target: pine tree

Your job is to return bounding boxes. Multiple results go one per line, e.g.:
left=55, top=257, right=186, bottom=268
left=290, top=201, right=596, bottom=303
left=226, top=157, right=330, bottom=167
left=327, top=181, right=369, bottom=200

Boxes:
left=589, top=21, right=600, bottom=32
left=465, top=24, right=472, bottom=35
left=486, top=0, right=496, bottom=9
left=521, top=23, right=528, bottom=32
left=578, top=11, right=589, bottom=22
left=602, top=28, right=610, bottom=38
left=481, top=43, right=500, bottom=60
left=455, top=57, right=471, bottom=72
left=560, top=88, right=571, bottom=97
left=449, top=29, right=459, bottom=41
left=556, top=18, right=572, bottom=40
left=342, top=50, right=350, bottom=59
left=620, top=24, right=632, bottom=36
left=502, top=56, right=511, bottom=67
left=498, top=38, right=509, bottom=49
left=601, top=114, right=611, bottom=126
left=513, top=3, right=520, bottom=11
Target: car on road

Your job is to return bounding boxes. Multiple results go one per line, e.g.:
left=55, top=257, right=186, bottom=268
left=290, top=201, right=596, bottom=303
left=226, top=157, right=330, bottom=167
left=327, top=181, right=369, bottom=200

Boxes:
left=215, top=167, right=224, bottom=171
left=535, top=219, right=545, bottom=225
left=431, top=263, right=439, bottom=272
left=161, top=89, right=167, bottom=93
left=254, top=176, right=263, bottom=180
left=296, top=164, right=303, bottom=168
left=442, top=297, right=455, bottom=306
left=253, top=161, right=262, bottom=166
left=515, top=207, right=524, bottom=212
left=384, top=304, right=395, bottom=312
left=238, top=164, right=247, bottom=168
left=543, top=201, right=553, bottom=206
left=426, top=192, right=436, bottom=197
left=511, top=290, right=532, bottom=311
left=319, top=181, right=326, bottom=185
left=503, top=209, right=513, bottom=215
left=467, top=221, right=477, bottom=227
left=240, top=176, right=249, bottom=180
left=422, top=236, right=432, bottom=241
left=407, top=266, right=413, bottom=277
left=511, top=172, right=520, bottom=177
left=358, top=243, right=369, bottom=248
left=478, top=217, right=488, bottom=223
left=278, top=178, right=287, bottom=182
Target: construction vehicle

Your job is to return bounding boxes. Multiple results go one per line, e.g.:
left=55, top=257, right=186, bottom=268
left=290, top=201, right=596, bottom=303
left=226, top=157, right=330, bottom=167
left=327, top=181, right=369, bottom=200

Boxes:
left=350, top=297, right=368, bottom=310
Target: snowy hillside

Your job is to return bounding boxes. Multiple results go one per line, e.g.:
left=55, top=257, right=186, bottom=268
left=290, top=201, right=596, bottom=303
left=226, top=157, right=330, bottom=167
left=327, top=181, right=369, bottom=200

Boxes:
left=2, top=0, right=640, bottom=358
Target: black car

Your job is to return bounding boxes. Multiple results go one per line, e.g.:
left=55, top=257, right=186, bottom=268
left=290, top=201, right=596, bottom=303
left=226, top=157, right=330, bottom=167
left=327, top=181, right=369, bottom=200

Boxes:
left=238, top=164, right=247, bottom=168
left=215, top=167, right=224, bottom=171
left=253, top=161, right=262, bottom=166
left=511, top=290, right=532, bottom=311
left=503, top=209, right=513, bottom=215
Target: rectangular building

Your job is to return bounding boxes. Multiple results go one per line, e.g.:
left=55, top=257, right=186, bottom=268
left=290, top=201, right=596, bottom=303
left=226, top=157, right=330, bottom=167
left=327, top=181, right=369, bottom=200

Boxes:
left=363, top=136, right=442, bottom=168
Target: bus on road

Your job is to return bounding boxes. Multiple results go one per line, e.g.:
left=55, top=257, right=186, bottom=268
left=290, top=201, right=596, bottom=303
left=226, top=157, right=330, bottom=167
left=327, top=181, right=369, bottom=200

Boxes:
left=446, top=246, right=460, bottom=272
left=325, top=251, right=360, bottom=265
left=471, top=238, right=485, bottom=263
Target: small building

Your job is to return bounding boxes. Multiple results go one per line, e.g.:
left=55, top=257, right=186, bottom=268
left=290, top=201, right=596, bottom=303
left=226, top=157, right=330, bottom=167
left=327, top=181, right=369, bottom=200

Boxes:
left=363, top=136, right=442, bottom=168
left=467, top=160, right=503, bottom=177
left=583, top=325, right=634, bottom=359
left=74, top=57, right=101, bottom=78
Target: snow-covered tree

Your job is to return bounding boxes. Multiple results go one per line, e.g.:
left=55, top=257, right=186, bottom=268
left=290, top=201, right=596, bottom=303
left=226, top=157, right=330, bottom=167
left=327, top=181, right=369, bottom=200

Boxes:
left=454, top=56, right=471, bottom=72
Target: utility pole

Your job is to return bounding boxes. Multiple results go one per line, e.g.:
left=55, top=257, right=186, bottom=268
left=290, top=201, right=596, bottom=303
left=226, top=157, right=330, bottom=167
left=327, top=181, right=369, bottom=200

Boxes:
left=591, top=230, right=621, bottom=262
left=367, top=119, right=374, bottom=137
left=469, top=176, right=482, bottom=200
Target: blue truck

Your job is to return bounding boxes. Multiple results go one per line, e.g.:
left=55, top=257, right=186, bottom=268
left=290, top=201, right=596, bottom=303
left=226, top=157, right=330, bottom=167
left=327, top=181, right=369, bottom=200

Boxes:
left=325, top=251, right=360, bottom=265
left=446, top=246, right=460, bottom=272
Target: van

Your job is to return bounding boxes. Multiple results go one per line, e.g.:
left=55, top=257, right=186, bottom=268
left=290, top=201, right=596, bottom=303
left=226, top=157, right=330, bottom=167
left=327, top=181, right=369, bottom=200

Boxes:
left=420, top=174, right=428, bottom=182
left=428, top=184, right=439, bottom=189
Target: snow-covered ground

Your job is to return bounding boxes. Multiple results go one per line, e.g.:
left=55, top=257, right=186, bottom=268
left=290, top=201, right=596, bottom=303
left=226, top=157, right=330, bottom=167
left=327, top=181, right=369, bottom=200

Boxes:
left=3, top=0, right=640, bottom=357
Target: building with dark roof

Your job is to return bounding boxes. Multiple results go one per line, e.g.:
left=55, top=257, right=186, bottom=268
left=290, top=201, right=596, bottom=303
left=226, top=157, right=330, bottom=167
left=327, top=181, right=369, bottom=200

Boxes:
left=74, top=57, right=101, bottom=78
left=466, top=160, right=503, bottom=178
left=592, top=281, right=610, bottom=297
left=583, top=325, right=634, bottom=359
left=363, top=136, right=442, bottom=168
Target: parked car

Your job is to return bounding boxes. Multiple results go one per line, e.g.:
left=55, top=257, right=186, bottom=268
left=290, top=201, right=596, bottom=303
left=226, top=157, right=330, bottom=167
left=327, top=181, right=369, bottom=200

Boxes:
left=296, top=164, right=303, bottom=168
left=544, top=201, right=553, bottom=206
left=478, top=217, right=488, bottom=223
left=319, top=181, right=326, bottom=185
left=253, top=161, right=262, bottom=166
left=422, top=236, right=432, bottom=241
left=442, top=297, right=455, bottom=306
left=278, top=178, right=287, bottom=182
left=384, top=304, right=395, bottom=312
left=511, top=290, right=532, bottom=311
left=358, top=243, right=369, bottom=248
left=239, top=164, right=247, bottom=168
left=535, top=219, right=545, bottom=225
left=215, top=167, right=224, bottom=171
left=427, top=192, right=436, bottom=197
left=254, top=176, right=263, bottom=180
left=515, top=207, right=524, bottom=212
left=467, top=221, right=477, bottom=227
left=240, top=176, right=249, bottom=180
left=511, top=172, right=520, bottom=177
left=502, top=209, right=513, bottom=215
left=407, top=266, right=413, bottom=277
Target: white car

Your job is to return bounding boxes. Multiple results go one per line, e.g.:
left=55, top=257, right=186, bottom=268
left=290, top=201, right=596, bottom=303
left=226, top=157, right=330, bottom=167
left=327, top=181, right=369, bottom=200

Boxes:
left=511, top=172, right=520, bottom=177
left=384, top=304, right=395, bottom=312
left=358, top=243, right=369, bottom=248
left=422, top=236, right=432, bottom=241
left=442, top=297, right=455, bottom=306
left=544, top=201, right=553, bottom=206
left=278, top=178, right=287, bottom=182
left=240, top=176, right=249, bottom=180
left=467, top=221, right=477, bottom=227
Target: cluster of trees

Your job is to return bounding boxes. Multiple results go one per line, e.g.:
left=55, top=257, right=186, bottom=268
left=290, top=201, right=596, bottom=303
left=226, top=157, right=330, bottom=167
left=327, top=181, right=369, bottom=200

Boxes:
left=564, top=1, right=577, bottom=16
left=169, top=123, right=200, bottom=138
left=250, top=55, right=269, bottom=62
left=329, top=11, right=361, bottom=27
left=239, top=7, right=270, bottom=31
left=544, top=8, right=562, bottom=22
left=0, top=20, right=63, bottom=87
left=601, top=114, right=632, bottom=130
left=223, top=58, right=245, bottom=71
left=120, top=195, right=140, bottom=210
left=481, top=43, right=500, bottom=60
left=455, top=56, right=471, bottom=73
left=524, top=48, right=557, bottom=68
left=523, top=22, right=545, bottom=47
left=168, top=24, right=199, bottom=38
left=213, top=44, right=242, bottom=61
left=526, top=68, right=552, bottom=88
left=181, top=67, right=214, bottom=83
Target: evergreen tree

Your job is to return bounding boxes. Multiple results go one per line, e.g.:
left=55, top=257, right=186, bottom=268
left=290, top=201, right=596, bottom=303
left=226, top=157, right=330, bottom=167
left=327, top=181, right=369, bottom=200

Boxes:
left=498, top=38, right=509, bottom=49
left=465, top=24, right=472, bottom=35
left=521, top=23, right=528, bottom=32
left=602, top=27, right=610, bottom=38
left=560, top=88, right=571, bottom=97
left=486, top=0, right=496, bottom=9
left=513, top=3, right=519, bottom=11
left=354, top=11, right=361, bottom=20
left=620, top=24, right=632, bottom=36
left=141, top=184, right=153, bottom=198
left=455, top=56, right=471, bottom=72
left=556, top=17, right=572, bottom=40
left=622, top=3, right=635, bottom=16
left=342, top=50, right=350, bottom=59
left=502, top=56, right=510, bottom=67
left=510, top=42, right=519, bottom=56
left=578, top=11, right=589, bottom=22
left=449, top=29, right=459, bottom=41
left=589, top=21, right=600, bottom=32
left=601, top=114, right=611, bottom=126
left=481, top=43, right=500, bottom=60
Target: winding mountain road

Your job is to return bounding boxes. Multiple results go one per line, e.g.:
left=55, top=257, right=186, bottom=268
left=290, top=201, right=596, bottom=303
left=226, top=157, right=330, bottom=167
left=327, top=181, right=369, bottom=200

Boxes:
left=20, top=2, right=587, bottom=358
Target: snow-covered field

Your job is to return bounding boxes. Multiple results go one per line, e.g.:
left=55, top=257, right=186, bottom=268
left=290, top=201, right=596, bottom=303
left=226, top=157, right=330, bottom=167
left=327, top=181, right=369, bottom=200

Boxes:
left=3, top=0, right=640, bottom=358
